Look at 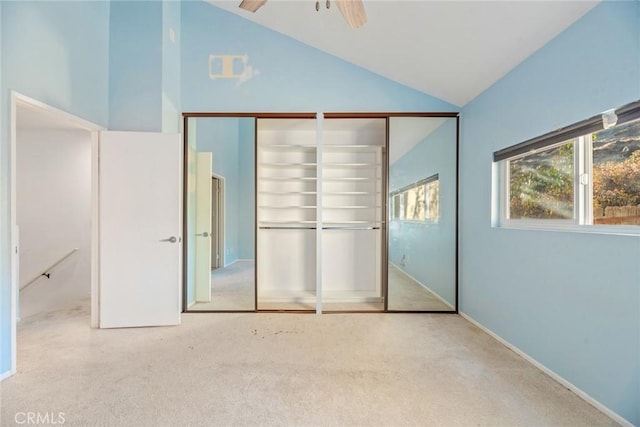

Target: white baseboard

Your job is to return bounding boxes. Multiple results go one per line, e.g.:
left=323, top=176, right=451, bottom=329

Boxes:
left=223, top=258, right=253, bottom=268
left=390, top=263, right=454, bottom=310
left=1, top=369, right=16, bottom=381
left=460, top=312, right=633, bottom=427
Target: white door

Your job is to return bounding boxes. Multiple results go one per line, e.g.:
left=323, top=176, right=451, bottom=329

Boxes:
left=99, top=131, right=182, bottom=328
left=195, top=152, right=212, bottom=302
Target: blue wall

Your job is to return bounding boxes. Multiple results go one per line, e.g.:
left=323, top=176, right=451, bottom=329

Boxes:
left=389, top=119, right=457, bottom=307
left=109, top=1, right=163, bottom=131
left=1, top=0, right=110, bottom=377
left=193, top=118, right=255, bottom=264
left=195, top=118, right=241, bottom=265
left=162, top=0, right=181, bottom=133
left=460, top=2, right=640, bottom=424
left=109, top=0, right=180, bottom=132
left=181, top=2, right=455, bottom=113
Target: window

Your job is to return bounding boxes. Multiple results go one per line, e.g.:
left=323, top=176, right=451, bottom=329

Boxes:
left=495, top=100, right=640, bottom=230
left=591, top=120, right=640, bottom=225
left=508, top=140, right=575, bottom=220
left=391, top=174, right=439, bottom=222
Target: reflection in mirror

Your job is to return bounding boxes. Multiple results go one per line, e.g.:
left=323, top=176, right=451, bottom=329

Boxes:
left=186, top=117, right=255, bottom=311
left=387, top=117, right=457, bottom=311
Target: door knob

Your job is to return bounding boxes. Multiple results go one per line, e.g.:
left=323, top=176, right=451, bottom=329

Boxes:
left=196, top=232, right=210, bottom=237
left=160, top=236, right=178, bottom=243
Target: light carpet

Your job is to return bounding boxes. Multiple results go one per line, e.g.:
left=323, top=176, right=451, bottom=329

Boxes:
left=0, top=298, right=617, bottom=427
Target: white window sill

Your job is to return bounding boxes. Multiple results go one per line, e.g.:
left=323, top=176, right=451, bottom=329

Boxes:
left=496, top=221, right=640, bottom=237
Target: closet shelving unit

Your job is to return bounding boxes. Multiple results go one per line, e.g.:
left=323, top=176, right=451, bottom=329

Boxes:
left=256, top=117, right=386, bottom=310
left=320, top=120, right=385, bottom=307
left=256, top=119, right=318, bottom=308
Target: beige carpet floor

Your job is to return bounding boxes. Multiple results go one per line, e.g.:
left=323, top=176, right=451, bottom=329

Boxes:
left=191, top=262, right=451, bottom=312
left=190, top=260, right=255, bottom=311
left=0, top=298, right=617, bottom=427
left=387, top=265, right=453, bottom=311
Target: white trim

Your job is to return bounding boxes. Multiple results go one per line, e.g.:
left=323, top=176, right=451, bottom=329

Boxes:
left=10, top=94, right=18, bottom=377
left=315, top=112, right=323, bottom=314
left=9, top=92, right=104, bottom=374
left=90, top=131, right=100, bottom=328
left=460, top=312, right=634, bottom=427
left=223, top=259, right=239, bottom=268
left=390, top=262, right=454, bottom=310
left=0, top=369, right=16, bottom=382
left=212, top=173, right=225, bottom=269
left=494, top=222, right=640, bottom=237
left=12, top=92, right=103, bottom=132
left=231, top=258, right=253, bottom=263
left=222, top=258, right=253, bottom=268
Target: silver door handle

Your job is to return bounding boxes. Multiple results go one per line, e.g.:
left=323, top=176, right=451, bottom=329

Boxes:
left=196, top=232, right=210, bottom=237
left=160, top=236, right=178, bottom=243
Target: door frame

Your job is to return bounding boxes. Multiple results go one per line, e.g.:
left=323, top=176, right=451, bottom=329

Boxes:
left=211, top=173, right=225, bottom=268
left=8, top=92, right=103, bottom=377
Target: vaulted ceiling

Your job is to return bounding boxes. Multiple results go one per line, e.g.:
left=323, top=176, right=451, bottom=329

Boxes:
left=209, top=0, right=599, bottom=106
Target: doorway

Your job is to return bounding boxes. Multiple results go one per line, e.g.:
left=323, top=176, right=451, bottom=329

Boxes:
left=9, top=92, right=103, bottom=376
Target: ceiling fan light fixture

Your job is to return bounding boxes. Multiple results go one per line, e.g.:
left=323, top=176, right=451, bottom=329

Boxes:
left=239, top=0, right=267, bottom=13
left=238, top=0, right=367, bottom=30
left=336, top=0, right=367, bottom=29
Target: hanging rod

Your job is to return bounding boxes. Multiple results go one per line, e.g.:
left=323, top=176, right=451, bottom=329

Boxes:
left=20, top=248, right=79, bottom=292
left=322, top=227, right=380, bottom=230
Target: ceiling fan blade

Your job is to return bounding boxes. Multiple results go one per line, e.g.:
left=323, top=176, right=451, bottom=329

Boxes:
left=239, top=0, right=267, bottom=13
left=335, top=0, right=367, bottom=29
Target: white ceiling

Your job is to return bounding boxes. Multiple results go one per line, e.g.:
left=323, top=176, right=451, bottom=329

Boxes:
left=389, top=117, right=448, bottom=165
left=209, top=0, right=599, bottom=106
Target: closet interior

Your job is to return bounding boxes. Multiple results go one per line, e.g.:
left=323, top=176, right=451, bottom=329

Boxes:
left=256, top=117, right=385, bottom=311
left=182, top=113, right=459, bottom=314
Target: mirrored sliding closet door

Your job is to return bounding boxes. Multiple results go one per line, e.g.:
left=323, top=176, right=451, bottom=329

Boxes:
left=387, top=117, right=457, bottom=312
left=185, top=117, right=256, bottom=311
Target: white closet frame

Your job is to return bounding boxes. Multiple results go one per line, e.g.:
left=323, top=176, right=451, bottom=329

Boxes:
left=181, top=112, right=460, bottom=314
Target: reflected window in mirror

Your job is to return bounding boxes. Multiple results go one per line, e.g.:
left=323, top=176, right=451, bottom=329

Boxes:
left=387, top=117, right=457, bottom=312
left=391, top=174, right=439, bottom=223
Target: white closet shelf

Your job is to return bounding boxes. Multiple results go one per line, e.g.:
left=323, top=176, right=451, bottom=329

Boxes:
left=258, top=205, right=316, bottom=209
left=259, top=176, right=317, bottom=181
left=322, top=163, right=380, bottom=168
left=323, top=144, right=384, bottom=149
left=323, top=191, right=372, bottom=195
left=258, top=221, right=316, bottom=229
left=323, top=221, right=382, bottom=225
left=323, top=206, right=378, bottom=209
left=322, top=177, right=371, bottom=181
left=261, top=144, right=317, bottom=149
left=259, top=191, right=317, bottom=195
left=259, top=162, right=317, bottom=167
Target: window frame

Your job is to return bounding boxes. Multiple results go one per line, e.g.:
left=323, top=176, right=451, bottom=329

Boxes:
left=498, top=137, right=588, bottom=229
left=494, top=99, right=640, bottom=235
